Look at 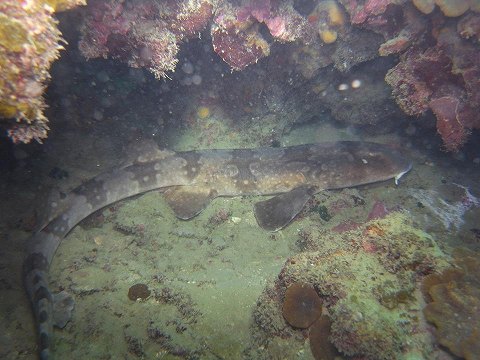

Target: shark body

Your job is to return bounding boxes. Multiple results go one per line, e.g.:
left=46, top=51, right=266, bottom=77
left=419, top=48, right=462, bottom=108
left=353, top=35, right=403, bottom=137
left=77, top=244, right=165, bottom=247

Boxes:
left=23, top=141, right=411, bottom=359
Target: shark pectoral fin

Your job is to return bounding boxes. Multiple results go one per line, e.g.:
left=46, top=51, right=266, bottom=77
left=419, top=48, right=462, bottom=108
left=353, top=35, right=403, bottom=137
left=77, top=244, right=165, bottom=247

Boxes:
left=52, top=290, right=75, bottom=329
left=164, top=186, right=218, bottom=219
left=254, top=185, right=317, bottom=232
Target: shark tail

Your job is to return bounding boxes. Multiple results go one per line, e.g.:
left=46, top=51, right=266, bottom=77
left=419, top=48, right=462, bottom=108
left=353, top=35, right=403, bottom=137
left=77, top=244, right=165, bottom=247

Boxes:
left=23, top=250, right=54, bottom=360
left=23, top=230, right=74, bottom=360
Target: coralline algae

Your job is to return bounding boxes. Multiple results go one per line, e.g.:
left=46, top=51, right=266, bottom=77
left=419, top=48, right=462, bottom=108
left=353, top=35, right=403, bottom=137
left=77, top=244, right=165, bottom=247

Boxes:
left=408, top=183, right=480, bottom=230
left=250, top=211, right=451, bottom=359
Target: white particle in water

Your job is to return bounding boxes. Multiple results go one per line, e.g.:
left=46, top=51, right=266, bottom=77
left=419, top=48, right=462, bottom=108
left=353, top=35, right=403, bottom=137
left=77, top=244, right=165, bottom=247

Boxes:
left=181, top=62, right=194, bottom=74
left=351, top=79, right=362, bottom=88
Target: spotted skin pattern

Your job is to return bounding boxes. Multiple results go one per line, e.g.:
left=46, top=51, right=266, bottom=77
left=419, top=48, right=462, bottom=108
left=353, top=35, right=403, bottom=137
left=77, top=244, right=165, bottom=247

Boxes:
left=23, top=142, right=411, bottom=359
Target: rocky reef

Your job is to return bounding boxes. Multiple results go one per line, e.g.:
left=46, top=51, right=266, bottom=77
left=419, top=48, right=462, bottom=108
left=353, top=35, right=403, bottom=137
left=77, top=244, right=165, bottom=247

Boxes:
left=79, top=0, right=214, bottom=79
left=337, top=0, right=480, bottom=151
left=422, top=248, right=480, bottom=360
left=247, top=211, right=452, bottom=359
left=0, top=0, right=85, bottom=144
left=76, top=0, right=480, bottom=151
left=2, top=0, right=480, bottom=148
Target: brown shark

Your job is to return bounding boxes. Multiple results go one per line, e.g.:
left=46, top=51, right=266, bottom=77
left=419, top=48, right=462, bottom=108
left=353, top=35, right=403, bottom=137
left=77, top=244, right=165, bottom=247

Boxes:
left=23, top=141, right=411, bottom=359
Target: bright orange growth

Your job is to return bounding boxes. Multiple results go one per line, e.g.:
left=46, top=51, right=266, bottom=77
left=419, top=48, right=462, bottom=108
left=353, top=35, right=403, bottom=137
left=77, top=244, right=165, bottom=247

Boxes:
left=197, top=106, right=211, bottom=119
left=326, top=1, right=345, bottom=26
left=320, top=29, right=338, bottom=44
left=364, top=224, right=386, bottom=237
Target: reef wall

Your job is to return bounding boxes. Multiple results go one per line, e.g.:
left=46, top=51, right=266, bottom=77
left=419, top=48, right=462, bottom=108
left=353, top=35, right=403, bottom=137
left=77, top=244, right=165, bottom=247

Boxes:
left=0, top=0, right=85, bottom=143
left=2, top=0, right=479, bottom=150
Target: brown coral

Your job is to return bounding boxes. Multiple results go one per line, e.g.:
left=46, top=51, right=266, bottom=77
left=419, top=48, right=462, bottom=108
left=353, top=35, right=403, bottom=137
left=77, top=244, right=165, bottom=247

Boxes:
left=282, top=282, right=322, bottom=329
left=422, top=248, right=480, bottom=360
left=309, top=315, right=340, bottom=360
left=128, top=283, right=151, bottom=301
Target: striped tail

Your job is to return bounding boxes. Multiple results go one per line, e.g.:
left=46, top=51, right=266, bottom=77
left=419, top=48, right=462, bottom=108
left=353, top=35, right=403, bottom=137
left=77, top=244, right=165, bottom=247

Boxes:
left=23, top=236, right=56, bottom=359
left=22, top=152, right=192, bottom=358
left=23, top=225, right=72, bottom=359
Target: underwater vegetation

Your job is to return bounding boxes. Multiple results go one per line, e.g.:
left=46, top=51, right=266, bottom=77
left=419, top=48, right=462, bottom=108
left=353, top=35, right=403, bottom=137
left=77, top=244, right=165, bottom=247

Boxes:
left=0, top=0, right=85, bottom=144
left=79, top=0, right=214, bottom=79
left=338, top=0, right=480, bottom=151
left=249, top=211, right=452, bottom=359
left=422, top=248, right=480, bottom=360
left=1, top=0, right=479, bottom=150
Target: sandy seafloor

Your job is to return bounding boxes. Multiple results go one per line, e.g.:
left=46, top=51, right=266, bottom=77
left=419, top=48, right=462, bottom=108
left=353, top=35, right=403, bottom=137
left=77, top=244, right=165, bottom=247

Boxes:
left=1, top=50, right=480, bottom=360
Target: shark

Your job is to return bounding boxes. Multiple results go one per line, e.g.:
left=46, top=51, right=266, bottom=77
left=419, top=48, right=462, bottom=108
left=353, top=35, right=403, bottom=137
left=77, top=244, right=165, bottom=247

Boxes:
left=23, top=141, right=411, bottom=359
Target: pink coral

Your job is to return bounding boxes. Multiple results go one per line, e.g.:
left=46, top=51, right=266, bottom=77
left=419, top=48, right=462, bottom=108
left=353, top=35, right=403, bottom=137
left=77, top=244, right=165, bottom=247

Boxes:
left=80, top=0, right=314, bottom=73
left=168, top=0, right=213, bottom=39
left=211, top=0, right=310, bottom=70
left=242, top=0, right=307, bottom=42
left=340, top=0, right=426, bottom=56
left=211, top=2, right=271, bottom=70
left=385, top=25, right=480, bottom=151
left=341, top=0, right=480, bottom=151
left=236, top=0, right=295, bottom=39
left=345, top=0, right=394, bottom=25
left=429, top=96, right=470, bottom=152
left=79, top=0, right=212, bottom=78
left=237, top=0, right=271, bottom=22
left=367, top=201, right=390, bottom=221
left=211, top=25, right=270, bottom=71
left=340, top=0, right=404, bottom=37
left=384, top=47, right=442, bottom=115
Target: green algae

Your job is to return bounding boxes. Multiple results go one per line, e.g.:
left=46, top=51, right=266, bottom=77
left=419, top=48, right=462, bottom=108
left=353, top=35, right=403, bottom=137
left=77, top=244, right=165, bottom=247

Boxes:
left=310, top=204, right=332, bottom=221
left=49, top=190, right=297, bottom=359
left=0, top=14, right=29, bottom=52
left=249, top=211, right=452, bottom=359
